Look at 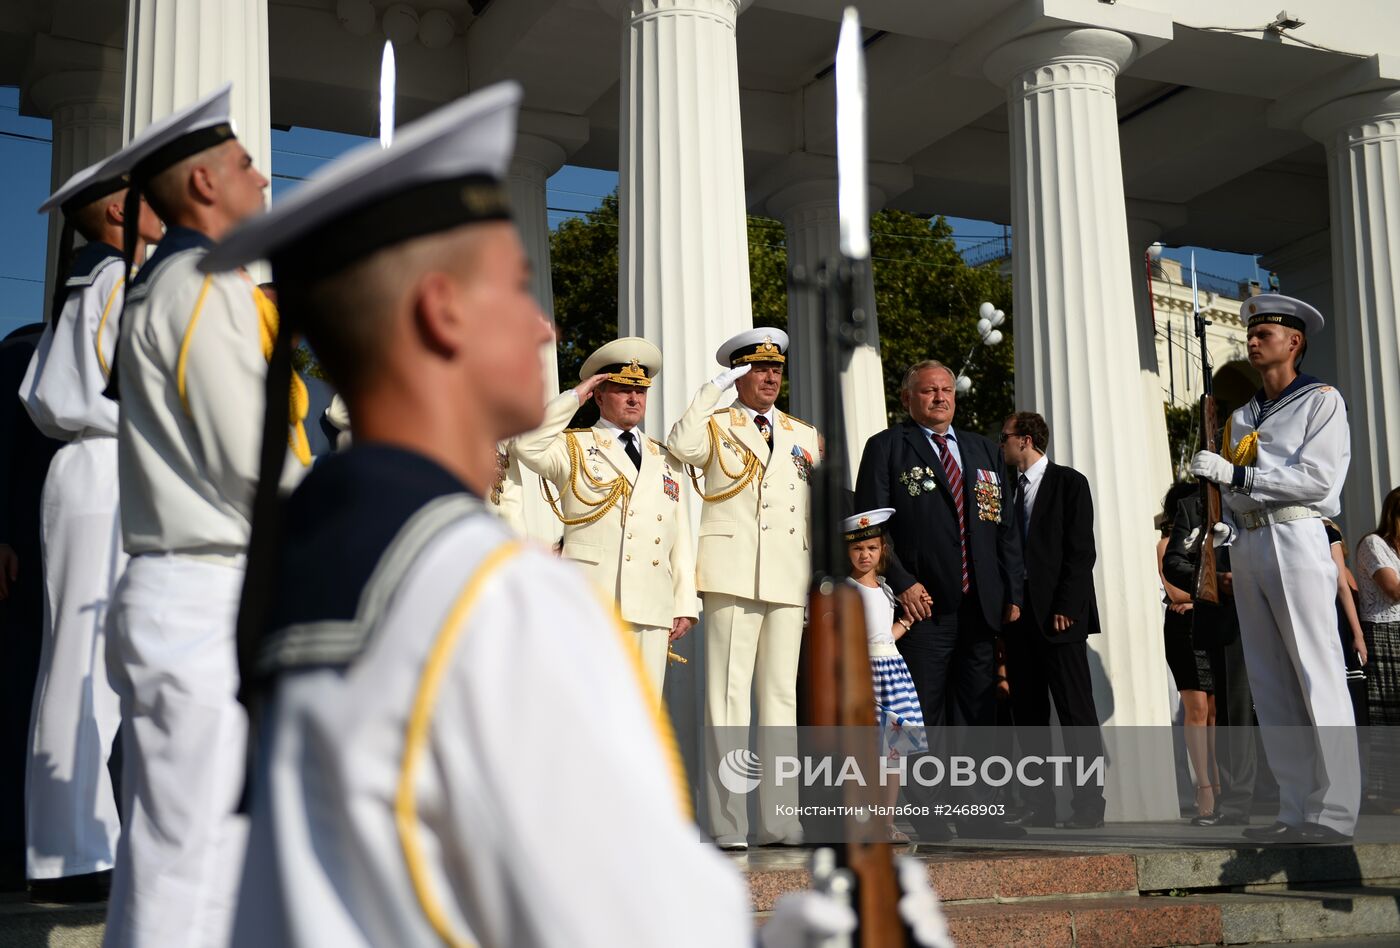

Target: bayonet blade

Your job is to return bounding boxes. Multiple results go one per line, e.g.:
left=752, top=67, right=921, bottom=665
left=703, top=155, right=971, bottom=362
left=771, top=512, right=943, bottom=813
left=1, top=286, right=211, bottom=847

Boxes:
left=1190, top=250, right=1200, bottom=315
left=836, top=8, right=869, bottom=261
left=379, top=41, right=396, bottom=149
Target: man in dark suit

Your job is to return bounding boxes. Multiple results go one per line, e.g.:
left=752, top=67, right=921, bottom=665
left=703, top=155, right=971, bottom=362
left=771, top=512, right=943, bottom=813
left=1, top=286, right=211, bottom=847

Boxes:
left=1000, top=411, right=1107, bottom=828
left=855, top=361, right=1023, bottom=728
left=1164, top=494, right=1257, bottom=826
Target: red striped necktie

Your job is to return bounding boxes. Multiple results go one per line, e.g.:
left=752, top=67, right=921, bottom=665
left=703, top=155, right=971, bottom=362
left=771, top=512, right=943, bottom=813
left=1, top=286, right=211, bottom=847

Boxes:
left=930, top=431, right=970, bottom=593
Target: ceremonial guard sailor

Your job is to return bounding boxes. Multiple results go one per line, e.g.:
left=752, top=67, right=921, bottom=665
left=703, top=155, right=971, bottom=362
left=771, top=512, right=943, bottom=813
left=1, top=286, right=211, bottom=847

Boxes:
left=667, top=329, right=819, bottom=849
left=514, top=337, right=697, bottom=701
left=17, top=158, right=163, bottom=900
left=1190, top=294, right=1359, bottom=841
left=209, top=83, right=906, bottom=948
left=94, top=84, right=310, bottom=947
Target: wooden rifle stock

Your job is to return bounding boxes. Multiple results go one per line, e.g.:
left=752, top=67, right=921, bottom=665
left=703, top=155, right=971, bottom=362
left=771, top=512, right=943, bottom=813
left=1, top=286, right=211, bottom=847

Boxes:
left=804, top=581, right=906, bottom=948
left=1192, top=393, right=1222, bottom=605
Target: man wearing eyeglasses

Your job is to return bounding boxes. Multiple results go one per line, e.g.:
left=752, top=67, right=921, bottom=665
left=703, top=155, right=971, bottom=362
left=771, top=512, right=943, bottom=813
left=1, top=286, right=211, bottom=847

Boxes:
left=999, top=411, right=1107, bottom=829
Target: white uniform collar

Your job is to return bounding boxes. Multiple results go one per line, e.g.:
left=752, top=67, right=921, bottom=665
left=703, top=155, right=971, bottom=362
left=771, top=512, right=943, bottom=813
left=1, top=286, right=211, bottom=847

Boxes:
left=1021, top=453, right=1049, bottom=485
left=596, top=416, right=642, bottom=439
left=736, top=401, right=775, bottom=427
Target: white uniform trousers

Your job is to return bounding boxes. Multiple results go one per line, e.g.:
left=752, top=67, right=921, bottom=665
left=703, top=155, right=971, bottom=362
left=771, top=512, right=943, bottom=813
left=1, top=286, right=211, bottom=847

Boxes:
left=103, top=555, right=248, bottom=948
left=630, top=623, right=670, bottom=709
left=26, top=435, right=125, bottom=879
left=702, top=592, right=803, bottom=844
left=1232, top=516, right=1360, bottom=833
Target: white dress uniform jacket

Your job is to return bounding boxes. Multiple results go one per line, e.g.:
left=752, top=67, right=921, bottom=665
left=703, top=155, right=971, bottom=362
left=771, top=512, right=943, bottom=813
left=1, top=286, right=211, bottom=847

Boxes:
left=1222, top=375, right=1359, bottom=833
left=233, top=447, right=749, bottom=948
left=16, top=242, right=127, bottom=880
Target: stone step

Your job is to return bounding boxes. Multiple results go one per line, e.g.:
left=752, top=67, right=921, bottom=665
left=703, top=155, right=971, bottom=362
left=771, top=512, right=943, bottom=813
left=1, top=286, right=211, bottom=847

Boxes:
left=1134, top=843, right=1400, bottom=894
left=0, top=895, right=104, bottom=948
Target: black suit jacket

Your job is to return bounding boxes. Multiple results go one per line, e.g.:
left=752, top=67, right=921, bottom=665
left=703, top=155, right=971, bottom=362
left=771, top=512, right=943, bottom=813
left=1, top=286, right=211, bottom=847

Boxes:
left=1018, top=462, right=1100, bottom=643
left=855, top=421, right=1023, bottom=631
left=1163, top=495, right=1239, bottom=647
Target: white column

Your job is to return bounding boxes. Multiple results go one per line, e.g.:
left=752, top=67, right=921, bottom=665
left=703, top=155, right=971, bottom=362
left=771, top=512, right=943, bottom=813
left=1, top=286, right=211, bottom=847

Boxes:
left=1303, top=88, right=1400, bottom=537
left=986, top=28, right=1176, bottom=821
left=768, top=179, right=888, bottom=482
left=123, top=0, right=272, bottom=196
left=616, top=0, right=753, bottom=436
left=29, top=70, right=124, bottom=321
left=507, top=132, right=566, bottom=547
left=1125, top=216, right=1177, bottom=495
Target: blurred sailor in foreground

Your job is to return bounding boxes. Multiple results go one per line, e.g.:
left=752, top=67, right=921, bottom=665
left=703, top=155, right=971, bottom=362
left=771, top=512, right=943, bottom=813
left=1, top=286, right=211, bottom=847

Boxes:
left=1190, top=294, right=1358, bottom=841
left=514, top=337, right=697, bottom=702
left=18, top=158, right=162, bottom=901
left=214, top=81, right=951, bottom=948
left=95, top=84, right=309, bottom=947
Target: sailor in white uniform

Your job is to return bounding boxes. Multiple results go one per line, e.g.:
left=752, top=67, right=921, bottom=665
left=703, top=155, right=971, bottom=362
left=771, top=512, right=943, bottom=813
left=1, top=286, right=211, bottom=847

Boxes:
left=209, top=83, right=951, bottom=948
left=1190, top=294, right=1359, bottom=841
left=17, top=159, right=163, bottom=897
left=93, top=84, right=310, bottom=947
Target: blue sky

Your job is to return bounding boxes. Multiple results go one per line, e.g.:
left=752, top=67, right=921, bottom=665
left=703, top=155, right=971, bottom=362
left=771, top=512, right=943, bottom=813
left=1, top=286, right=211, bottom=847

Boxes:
left=1, top=84, right=1262, bottom=338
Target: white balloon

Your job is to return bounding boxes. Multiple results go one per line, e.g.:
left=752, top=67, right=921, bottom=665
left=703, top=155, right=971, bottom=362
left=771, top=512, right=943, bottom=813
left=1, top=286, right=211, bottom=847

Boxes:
left=955, top=375, right=973, bottom=393
left=987, top=329, right=1004, bottom=346
left=992, top=309, right=1006, bottom=327
left=976, top=317, right=991, bottom=336
left=978, top=301, right=995, bottom=320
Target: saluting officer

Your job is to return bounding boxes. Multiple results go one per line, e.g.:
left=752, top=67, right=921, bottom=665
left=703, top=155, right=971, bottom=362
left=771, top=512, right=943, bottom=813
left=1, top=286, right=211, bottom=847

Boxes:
left=93, top=84, right=310, bottom=947
left=18, top=158, right=162, bottom=899
left=667, top=329, right=819, bottom=849
left=514, top=337, right=696, bottom=702
left=1190, top=294, right=1358, bottom=842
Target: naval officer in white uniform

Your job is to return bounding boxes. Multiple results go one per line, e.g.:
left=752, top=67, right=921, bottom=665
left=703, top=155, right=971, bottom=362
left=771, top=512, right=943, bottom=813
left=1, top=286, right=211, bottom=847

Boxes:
left=94, top=84, right=310, bottom=947
left=667, top=330, right=820, bottom=849
left=1191, top=294, right=1359, bottom=841
left=18, top=159, right=163, bottom=898
left=514, top=337, right=697, bottom=702
left=198, top=82, right=958, bottom=948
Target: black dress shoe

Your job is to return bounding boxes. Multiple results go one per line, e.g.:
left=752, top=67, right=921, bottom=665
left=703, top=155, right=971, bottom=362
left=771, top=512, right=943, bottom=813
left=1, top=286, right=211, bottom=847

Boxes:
left=1241, top=821, right=1300, bottom=842
left=1296, top=822, right=1353, bottom=843
left=1062, top=814, right=1105, bottom=829
left=1191, top=812, right=1225, bottom=827
left=1004, top=809, right=1056, bottom=828
left=955, top=817, right=1028, bottom=840
left=909, top=817, right=953, bottom=842
left=28, top=870, right=111, bottom=904
left=1215, top=814, right=1250, bottom=826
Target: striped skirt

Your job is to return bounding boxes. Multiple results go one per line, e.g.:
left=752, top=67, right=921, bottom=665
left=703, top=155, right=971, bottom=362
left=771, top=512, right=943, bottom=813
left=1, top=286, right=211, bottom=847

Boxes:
left=1365, top=620, right=1400, bottom=804
left=871, top=647, right=927, bottom=756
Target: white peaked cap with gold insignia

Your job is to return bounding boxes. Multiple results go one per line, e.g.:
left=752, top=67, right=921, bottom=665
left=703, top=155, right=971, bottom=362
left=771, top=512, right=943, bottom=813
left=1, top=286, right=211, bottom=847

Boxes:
left=843, top=507, right=895, bottom=541
left=579, top=336, right=662, bottom=388
left=1241, top=294, right=1324, bottom=336
left=38, top=156, right=131, bottom=216
left=95, top=83, right=236, bottom=187
left=202, top=81, right=521, bottom=278
left=716, top=327, right=789, bottom=368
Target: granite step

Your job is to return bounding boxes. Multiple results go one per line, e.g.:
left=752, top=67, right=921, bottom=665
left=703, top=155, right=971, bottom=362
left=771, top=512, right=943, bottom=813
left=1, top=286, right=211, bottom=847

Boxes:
left=0, top=894, right=104, bottom=948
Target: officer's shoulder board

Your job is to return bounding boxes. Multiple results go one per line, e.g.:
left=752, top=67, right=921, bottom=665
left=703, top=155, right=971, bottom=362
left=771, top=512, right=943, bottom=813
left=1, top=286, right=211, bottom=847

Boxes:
left=781, top=412, right=815, bottom=429
left=565, top=426, right=592, bottom=434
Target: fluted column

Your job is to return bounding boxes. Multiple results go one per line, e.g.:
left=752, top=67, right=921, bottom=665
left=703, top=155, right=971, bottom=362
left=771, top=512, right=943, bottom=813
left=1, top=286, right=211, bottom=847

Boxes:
left=986, top=27, right=1175, bottom=820
left=616, top=0, right=753, bottom=436
left=768, top=180, right=888, bottom=483
left=123, top=0, right=272, bottom=206
left=1126, top=216, right=1177, bottom=496
left=507, top=132, right=566, bottom=547
left=1303, top=88, right=1400, bottom=536
left=30, top=71, right=124, bottom=321
left=1258, top=232, right=1337, bottom=402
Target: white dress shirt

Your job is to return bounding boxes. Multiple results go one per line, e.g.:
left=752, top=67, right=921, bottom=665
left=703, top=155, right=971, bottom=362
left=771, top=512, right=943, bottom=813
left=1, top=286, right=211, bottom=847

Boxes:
left=1019, top=453, right=1049, bottom=522
left=920, top=424, right=963, bottom=474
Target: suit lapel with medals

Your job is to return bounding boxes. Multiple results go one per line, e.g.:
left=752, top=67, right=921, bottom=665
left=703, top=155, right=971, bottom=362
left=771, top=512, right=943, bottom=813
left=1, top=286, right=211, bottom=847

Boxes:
left=727, top=406, right=771, bottom=469
left=904, top=422, right=956, bottom=513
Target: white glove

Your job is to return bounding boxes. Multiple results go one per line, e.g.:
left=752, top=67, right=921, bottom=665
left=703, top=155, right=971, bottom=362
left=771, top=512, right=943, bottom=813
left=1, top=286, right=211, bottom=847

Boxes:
left=1189, top=451, right=1235, bottom=486
left=897, top=856, right=956, bottom=948
left=711, top=363, right=752, bottom=390
left=1184, top=521, right=1235, bottom=550
left=759, top=890, right=857, bottom=948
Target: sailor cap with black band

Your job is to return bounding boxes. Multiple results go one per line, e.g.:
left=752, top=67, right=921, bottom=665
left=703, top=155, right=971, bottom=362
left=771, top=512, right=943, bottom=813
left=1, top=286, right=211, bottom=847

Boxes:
left=1241, top=294, right=1324, bottom=336
left=198, top=81, right=522, bottom=709
left=842, top=507, right=894, bottom=542
left=579, top=336, right=662, bottom=388
left=37, top=158, right=134, bottom=324
left=716, top=327, right=789, bottom=368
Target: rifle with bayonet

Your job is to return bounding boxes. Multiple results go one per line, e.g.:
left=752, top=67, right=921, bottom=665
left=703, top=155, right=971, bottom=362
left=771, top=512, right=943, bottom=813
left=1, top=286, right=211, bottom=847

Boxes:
left=795, top=10, right=910, bottom=947
left=1189, top=253, right=1222, bottom=605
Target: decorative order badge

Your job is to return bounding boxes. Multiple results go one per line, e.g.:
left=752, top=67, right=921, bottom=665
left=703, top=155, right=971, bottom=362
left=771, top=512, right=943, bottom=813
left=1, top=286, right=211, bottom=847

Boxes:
left=973, top=469, right=1002, bottom=522
left=663, top=471, right=680, bottom=502
left=899, top=466, right=939, bottom=497
left=791, top=445, right=814, bottom=482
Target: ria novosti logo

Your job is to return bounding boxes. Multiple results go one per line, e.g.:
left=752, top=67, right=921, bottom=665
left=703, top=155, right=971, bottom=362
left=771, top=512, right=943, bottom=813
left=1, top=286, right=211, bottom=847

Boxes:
left=717, top=748, right=763, bottom=795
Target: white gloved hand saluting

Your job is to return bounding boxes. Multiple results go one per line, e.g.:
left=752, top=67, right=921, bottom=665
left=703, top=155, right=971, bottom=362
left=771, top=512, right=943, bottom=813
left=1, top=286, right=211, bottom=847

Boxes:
left=712, top=363, right=752, bottom=390
left=1189, top=451, right=1235, bottom=486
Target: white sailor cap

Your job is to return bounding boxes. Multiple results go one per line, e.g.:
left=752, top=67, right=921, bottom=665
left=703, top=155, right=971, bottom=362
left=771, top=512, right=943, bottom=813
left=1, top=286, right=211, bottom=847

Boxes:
left=202, top=81, right=521, bottom=280
left=38, top=157, right=131, bottom=217
left=579, top=337, right=662, bottom=388
left=1241, top=294, right=1324, bottom=336
left=842, top=507, right=895, bottom=542
left=98, top=83, right=237, bottom=187
left=716, top=327, right=789, bottom=367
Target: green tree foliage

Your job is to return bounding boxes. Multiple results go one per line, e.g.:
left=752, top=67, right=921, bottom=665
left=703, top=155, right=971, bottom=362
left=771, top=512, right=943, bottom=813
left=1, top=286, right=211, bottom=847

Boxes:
left=550, top=195, right=1015, bottom=432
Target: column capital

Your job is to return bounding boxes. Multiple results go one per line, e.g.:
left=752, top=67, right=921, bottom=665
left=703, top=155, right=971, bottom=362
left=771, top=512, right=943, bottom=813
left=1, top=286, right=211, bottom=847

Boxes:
left=750, top=151, right=909, bottom=218
left=594, top=0, right=753, bottom=23
left=983, top=27, right=1136, bottom=90
left=1125, top=200, right=1186, bottom=248
left=28, top=69, right=124, bottom=116
left=21, top=32, right=124, bottom=117
left=1301, top=86, right=1400, bottom=146
left=510, top=134, right=568, bottom=184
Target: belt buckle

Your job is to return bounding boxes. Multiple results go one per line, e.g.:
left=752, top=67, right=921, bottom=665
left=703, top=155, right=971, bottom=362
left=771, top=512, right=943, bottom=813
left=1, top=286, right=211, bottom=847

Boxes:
left=1242, top=509, right=1266, bottom=531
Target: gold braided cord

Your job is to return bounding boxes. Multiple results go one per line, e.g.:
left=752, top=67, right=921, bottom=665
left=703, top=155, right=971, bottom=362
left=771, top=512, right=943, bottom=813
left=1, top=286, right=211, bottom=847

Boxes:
left=686, top=417, right=762, bottom=503
left=540, top=432, right=632, bottom=527
left=1222, top=417, right=1259, bottom=467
